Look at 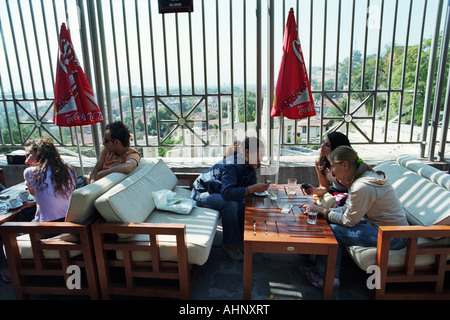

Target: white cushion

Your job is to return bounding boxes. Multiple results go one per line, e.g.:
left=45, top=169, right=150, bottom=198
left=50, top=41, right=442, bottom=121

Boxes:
left=115, top=205, right=220, bottom=266
left=95, top=159, right=178, bottom=223
left=65, top=172, right=128, bottom=223
left=9, top=233, right=82, bottom=260
left=94, top=158, right=220, bottom=265
left=172, top=186, right=192, bottom=198
left=374, top=161, right=450, bottom=226
left=397, top=154, right=450, bottom=191
left=346, top=237, right=450, bottom=271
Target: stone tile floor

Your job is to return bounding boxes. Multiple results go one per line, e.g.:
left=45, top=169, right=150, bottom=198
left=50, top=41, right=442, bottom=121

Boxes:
left=190, top=241, right=372, bottom=300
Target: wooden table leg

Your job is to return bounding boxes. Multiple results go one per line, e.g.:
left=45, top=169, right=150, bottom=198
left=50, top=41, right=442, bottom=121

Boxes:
left=322, top=245, right=338, bottom=300
left=243, top=243, right=253, bottom=300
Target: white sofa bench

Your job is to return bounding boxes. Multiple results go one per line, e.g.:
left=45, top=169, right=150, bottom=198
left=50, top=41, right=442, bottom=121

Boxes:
left=345, top=154, right=450, bottom=299
left=91, top=159, right=220, bottom=299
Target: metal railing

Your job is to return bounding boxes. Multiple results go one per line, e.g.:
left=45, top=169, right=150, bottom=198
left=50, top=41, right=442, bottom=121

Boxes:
left=1, top=0, right=449, bottom=161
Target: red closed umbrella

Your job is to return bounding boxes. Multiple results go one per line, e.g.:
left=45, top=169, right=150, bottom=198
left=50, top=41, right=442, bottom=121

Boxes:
left=271, top=8, right=316, bottom=183
left=54, top=23, right=104, bottom=173
left=271, top=8, right=315, bottom=120
left=54, top=23, right=104, bottom=126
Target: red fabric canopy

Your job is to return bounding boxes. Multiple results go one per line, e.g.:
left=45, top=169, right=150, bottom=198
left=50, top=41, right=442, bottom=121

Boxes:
left=271, top=8, right=315, bottom=120
left=54, top=23, right=104, bottom=127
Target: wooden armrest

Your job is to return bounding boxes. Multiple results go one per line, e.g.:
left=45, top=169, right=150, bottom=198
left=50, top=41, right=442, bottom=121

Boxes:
left=0, top=220, right=91, bottom=236
left=93, top=219, right=186, bottom=236
left=0, top=213, right=98, bottom=234
left=174, top=172, right=200, bottom=189
left=376, top=225, right=450, bottom=273
left=378, top=225, right=450, bottom=239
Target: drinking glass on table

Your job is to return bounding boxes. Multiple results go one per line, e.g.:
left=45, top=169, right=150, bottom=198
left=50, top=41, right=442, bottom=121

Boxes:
left=269, top=185, right=278, bottom=200
left=277, top=199, right=290, bottom=210
left=287, top=178, right=297, bottom=195
left=307, top=209, right=318, bottom=225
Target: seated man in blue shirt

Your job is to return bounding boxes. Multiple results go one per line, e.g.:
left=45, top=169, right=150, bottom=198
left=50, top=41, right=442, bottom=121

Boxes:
left=192, top=137, right=268, bottom=260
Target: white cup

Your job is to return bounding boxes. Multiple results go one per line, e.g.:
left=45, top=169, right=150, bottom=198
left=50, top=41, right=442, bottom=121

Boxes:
left=19, top=190, right=29, bottom=201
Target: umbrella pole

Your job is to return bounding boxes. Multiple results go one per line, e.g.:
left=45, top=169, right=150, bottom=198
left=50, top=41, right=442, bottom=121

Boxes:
left=74, top=127, right=85, bottom=175
left=275, top=112, right=283, bottom=184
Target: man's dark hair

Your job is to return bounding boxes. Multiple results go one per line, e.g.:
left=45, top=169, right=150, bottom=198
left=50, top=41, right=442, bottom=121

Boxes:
left=106, top=121, right=131, bottom=147
left=240, top=137, right=264, bottom=154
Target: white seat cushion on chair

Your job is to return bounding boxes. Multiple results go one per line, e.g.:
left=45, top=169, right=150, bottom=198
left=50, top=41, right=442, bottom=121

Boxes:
left=115, top=205, right=220, bottom=266
left=95, top=159, right=178, bottom=224
left=6, top=233, right=82, bottom=260
left=346, top=237, right=450, bottom=271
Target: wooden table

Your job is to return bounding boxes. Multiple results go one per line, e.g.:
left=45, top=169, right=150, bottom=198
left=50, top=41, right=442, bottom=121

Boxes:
left=0, top=182, right=30, bottom=224
left=243, top=185, right=338, bottom=300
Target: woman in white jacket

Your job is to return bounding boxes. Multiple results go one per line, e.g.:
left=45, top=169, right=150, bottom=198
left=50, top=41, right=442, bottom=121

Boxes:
left=301, top=146, right=408, bottom=291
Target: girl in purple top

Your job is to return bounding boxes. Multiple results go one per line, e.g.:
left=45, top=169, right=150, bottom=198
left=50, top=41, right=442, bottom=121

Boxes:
left=23, top=137, right=77, bottom=222
left=1, top=138, right=77, bottom=283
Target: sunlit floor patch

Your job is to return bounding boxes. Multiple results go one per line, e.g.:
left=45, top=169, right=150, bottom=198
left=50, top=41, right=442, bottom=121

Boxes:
left=269, top=281, right=303, bottom=299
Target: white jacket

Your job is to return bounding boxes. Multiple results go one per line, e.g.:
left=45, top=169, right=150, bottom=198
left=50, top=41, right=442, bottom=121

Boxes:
left=327, top=171, right=409, bottom=227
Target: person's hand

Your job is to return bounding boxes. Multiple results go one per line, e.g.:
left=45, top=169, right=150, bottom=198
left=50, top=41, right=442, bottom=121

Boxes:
left=300, top=204, right=325, bottom=215
left=21, top=200, right=36, bottom=209
left=96, top=170, right=107, bottom=180
left=301, top=184, right=315, bottom=195
left=250, top=183, right=269, bottom=194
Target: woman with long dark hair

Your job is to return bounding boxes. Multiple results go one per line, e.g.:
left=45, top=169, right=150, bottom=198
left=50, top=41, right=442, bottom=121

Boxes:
left=304, top=131, right=351, bottom=197
left=23, top=137, right=77, bottom=222
left=1, top=137, right=78, bottom=282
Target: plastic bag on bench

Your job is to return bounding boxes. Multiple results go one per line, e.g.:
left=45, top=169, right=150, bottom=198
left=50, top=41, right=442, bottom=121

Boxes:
left=152, top=189, right=196, bottom=215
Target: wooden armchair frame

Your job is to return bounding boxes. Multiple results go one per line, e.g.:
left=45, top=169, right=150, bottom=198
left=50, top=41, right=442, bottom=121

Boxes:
left=0, top=214, right=100, bottom=299
left=375, top=225, right=450, bottom=299
left=173, top=172, right=201, bottom=189
left=90, top=172, right=201, bottom=299
left=91, top=220, right=192, bottom=299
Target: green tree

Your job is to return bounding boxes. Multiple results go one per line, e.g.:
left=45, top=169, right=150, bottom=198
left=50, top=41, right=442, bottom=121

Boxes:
left=328, top=34, right=449, bottom=125
left=381, top=35, right=450, bottom=125
left=147, top=106, right=177, bottom=138
left=237, top=91, right=257, bottom=123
